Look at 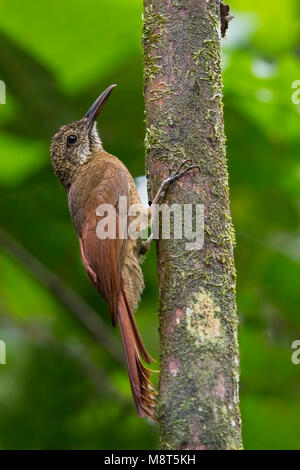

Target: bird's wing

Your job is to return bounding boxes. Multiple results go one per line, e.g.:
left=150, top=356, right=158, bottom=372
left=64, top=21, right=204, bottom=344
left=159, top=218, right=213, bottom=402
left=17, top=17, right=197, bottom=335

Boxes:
left=69, top=161, right=129, bottom=326
left=69, top=160, right=156, bottom=418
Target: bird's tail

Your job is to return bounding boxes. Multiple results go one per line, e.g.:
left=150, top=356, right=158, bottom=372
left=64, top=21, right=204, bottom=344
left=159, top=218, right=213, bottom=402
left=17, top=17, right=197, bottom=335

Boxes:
left=117, top=289, right=157, bottom=419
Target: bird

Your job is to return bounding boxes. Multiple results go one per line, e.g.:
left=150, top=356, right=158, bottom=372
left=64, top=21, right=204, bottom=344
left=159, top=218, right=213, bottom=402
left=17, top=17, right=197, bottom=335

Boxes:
left=50, top=85, right=199, bottom=419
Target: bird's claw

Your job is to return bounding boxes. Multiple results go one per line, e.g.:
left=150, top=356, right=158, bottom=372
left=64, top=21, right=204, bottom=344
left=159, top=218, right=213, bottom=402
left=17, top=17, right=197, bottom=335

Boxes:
left=169, top=159, right=192, bottom=175
left=151, top=159, right=200, bottom=206
left=168, top=159, right=200, bottom=183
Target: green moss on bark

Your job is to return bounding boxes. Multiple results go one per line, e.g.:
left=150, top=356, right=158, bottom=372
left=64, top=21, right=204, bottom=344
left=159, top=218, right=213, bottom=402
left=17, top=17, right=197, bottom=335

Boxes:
left=143, top=5, right=168, bottom=81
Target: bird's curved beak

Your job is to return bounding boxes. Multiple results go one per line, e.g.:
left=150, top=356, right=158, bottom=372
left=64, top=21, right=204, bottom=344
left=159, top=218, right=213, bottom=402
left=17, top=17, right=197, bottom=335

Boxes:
left=85, top=84, right=116, bottom=131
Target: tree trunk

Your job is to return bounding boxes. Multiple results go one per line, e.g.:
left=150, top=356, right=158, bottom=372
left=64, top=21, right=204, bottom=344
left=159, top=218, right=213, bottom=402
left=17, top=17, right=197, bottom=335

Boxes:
left=143, top=0, right=242, bottom=450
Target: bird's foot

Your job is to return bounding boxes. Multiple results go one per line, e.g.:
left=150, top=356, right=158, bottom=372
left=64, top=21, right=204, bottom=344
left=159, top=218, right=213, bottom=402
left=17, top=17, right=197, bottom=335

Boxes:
left=150, top=159, right=200, bottom=206
left=140, top=160, right=200, bottom=254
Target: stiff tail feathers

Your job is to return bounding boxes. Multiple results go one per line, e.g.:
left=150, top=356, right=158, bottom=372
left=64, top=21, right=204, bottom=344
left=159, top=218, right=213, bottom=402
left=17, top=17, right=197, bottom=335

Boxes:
left=117, top=290, right=157, bottom=419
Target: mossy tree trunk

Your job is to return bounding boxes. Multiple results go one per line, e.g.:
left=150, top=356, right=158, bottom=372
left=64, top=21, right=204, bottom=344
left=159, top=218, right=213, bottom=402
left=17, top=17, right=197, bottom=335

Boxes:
left=143, top=0, right=242, bottom=450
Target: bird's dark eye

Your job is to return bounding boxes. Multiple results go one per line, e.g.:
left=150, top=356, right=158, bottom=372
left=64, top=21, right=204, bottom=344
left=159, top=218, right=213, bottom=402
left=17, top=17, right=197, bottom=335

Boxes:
left=66, top=134, right=77, bottom=145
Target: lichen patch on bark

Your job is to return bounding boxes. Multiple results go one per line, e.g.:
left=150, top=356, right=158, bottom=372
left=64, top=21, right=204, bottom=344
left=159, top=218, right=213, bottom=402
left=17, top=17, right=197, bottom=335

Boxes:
left=186, top=291, right=221, bottom=344
left=167, top=356, right=180, bottom=377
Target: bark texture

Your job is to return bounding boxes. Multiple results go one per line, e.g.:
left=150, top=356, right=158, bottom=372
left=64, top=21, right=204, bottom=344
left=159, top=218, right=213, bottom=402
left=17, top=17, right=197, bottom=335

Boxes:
left=143, top=0, right=242, bottom=450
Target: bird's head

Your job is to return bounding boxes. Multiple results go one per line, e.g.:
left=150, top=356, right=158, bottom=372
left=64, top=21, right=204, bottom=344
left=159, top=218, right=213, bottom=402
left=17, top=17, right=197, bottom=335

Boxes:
left=50, top=84, right=116, bottom=190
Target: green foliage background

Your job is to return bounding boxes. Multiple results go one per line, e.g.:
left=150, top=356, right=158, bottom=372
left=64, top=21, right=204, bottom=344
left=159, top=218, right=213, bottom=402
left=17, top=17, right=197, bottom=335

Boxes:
left=0, top=0, right=299, bottom=449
